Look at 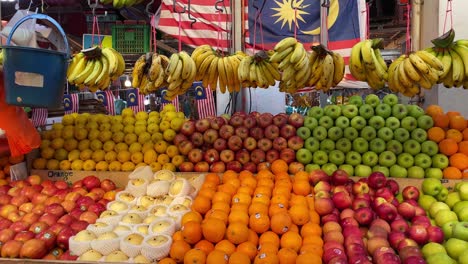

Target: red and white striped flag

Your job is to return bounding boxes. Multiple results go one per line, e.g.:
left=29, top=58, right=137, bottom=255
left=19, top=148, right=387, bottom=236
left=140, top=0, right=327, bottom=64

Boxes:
left=63, top=93, right=79, bottom=114
left=126, top=89, right=146, bottom=113
left=194, top=83, right=215, bottom=119
left=31, top=108, right=48, bottom=127
left=158, top=0, right=232, bottom=50
left=96, top=90, right=116, bottom=115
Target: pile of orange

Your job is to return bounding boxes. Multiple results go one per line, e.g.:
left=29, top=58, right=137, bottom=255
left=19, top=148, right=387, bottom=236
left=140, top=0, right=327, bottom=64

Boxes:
left=159, top=159, right=323, bottom=264
left=426, top=105, right=468, bottom=179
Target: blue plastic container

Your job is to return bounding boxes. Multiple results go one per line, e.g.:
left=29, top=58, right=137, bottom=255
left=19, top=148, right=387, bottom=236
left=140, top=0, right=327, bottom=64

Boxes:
left=2, top=14, right=69, bottom=108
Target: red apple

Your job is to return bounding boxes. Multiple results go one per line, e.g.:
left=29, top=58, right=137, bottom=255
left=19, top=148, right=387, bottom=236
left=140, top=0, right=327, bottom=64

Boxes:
left=243, top=115, right=257, bottom=129
left=258, top=113, right=273, bottom=128
left=0, top=194, right=12, bottom=205
left=188, top=148, right=203, bottom=163
left=411, top=215, right=431, bottom=228
left=386, top=179, right=400, bottom=195
left=235, top=149, right=250, bottom=165
left=190, top=132, right=204, bottom=147
left=229, top=114, right=244, bottom=128
left=288, top=112, right=304, bottom=128
left=390, top=218, right=409, bottom=233
left=280, top=124, right=296, bottom=139
left=38, top=213, right=58, bottom=227
left=204, top=148, right=220, bottom=164
left=226, top=161, right=242, bottom=173
left=396, top=238, right=418, bottom=252
left=402, top=186, right=420, bottom=201
left=70, top=220, right=88, bottom=233
left=315, top=198, right=334, bottom=216
left=21, top=212, right=39, bottom=225
left=227, top=135, right=243, bottom=151
left=249, top=127, right=264, bottom=140
left=203, top=128, right=219, bottom=144
left=195, top=118, right=210, bottom=132
left=10, top=196, right=29, bottom=207
left=242, top=162, right=257, bottom=173
left=265, top=149, right=280, bottom=164
left=88, top=203, right=106, bottom=216
left=272, top=114, right=288, bottom=127
left=367, top=172, right=387, bottom=190
left=352, top=181, right=370, bottom=195
left=213, top=138, right=228, bottom=152
left=56, top=227, right=74, bottom=249
left=321, top=213, right=340, bottom=224
left=209, top=161, right=226, bottom=173
left=29, top=221, right=49, bottom=235
left=331, top=169, right=349, bottom=186
left=279, top=148, right=295, bottom=163
left=352, top=197, right=371, bottom=210
left=57, top=214, right=74, bottom=226
left=178, top=161, right=195, bottom=172
left=14, top=230, right=35, bottom=242
left=287, top=136, right=304, bottom=150
left=220, top=149, right=235, bottom=163
left=194, top=161, right=210, bottom=172
left=272, top=136, right=288, bottom=151
left=1, top=240, right=23, bottom=258
left=19, top=203, right=34, bottom=215
left=309, top=169, right=329, bottom=185
left=375, top=203, right=398, bottom=222
left=426, top=225, right=444, bottom=243
left=397, top=202, right=416, bottom=220
left=58, top=250, right=78, bottom=261
left=0, top=229, right=15, bottom=243
left=235, top=126, right=249, bottom=140
left=370, top=218, right=392, bottom=233
left=210, top=116, right=226, bottom=130
left=36, top=230, right=57, bottom=250
left=332, top=191, right=352, bottom=210
left=44, top=203, right=66, bottom=218
left=173, top=133, right=188, bottom=147
left=11, top=221, right=31, bottom=233
left=243, top=137, right=257, bottom=151
left=375, top=188, right=395, bottom=202
left=180, top=120, right=196, bottom=136
left=76, top=196, right=94, bottom=211
left=178, top=140, right=194, bottom=155
left=264, top=125, right=280, bottom=140
left=79, top=211, right=98, bottom=224
left=340, top=208, right=355, bottom=220
left=219, top=124, right=235, bottom=140
left=341, top=217, right=359, bottom=229
left=314, top=181, right=331, bottom=192
left=354, top=207, right=374, bottom=226
left=250, top=149, right=266, bottom=164
left=407, top=224, right=428, bottom=245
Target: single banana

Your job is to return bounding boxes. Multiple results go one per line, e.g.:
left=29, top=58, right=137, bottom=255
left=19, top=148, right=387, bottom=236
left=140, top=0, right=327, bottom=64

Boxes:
left=408, top=53, right=430, bottom=74
left=223, top=56, right=235, bottom=91
left=67, top=56, right=87, bottom=83
left=293, top=51, right=310, bottom=71
left=263, top=60, right=281, bottom=81
left=270, top=46, right=294, bottom=63
left=282, top=65, right=296, bottom=83
left=147, top=54, right=162, bottom=81
left=387, top=62, right=398, bottom=92
left=438, top=49, right=452, bottom=79
left=67, top=52, right=85, bottom=77
left=274, top=37, right=298, bottom=53
left=153, top=64, right=167, bottom=89
left=360, top=40, right=375, bottom=70
left=191, top=45, right=212, bottom=62
left=197, top=54, right=216, bottom=81
left=418, top=73, right=433, bottom=90
left=397, top=58, right=414, bottom=89
left=451, top=44, right=468, bottom=80
left=73, top=59, right=95, bottom=85
left=207, top=57, right=219, bottom=90
left=449, top=48, right=464, bottom=87
left=420, top=65, right=440, bottom=85
left=349, top=42, right=366, bottom=80
left=320, top=54, right=334, bottom=87
left=308, top=51, right=319, bottom=70
left=369, top=49, right=387, bottom=81
left=373, top=48, right=388, bottom=71
left=217, top=57, right=227, bottom=93
left=331, top=52, right=345, bottom=85
left=278, top=52, right=294, bottom=71
left=415, top=50, right=444, bottom=71
left=249, top=62, right=258, bottom=85
left=441, top=67, right=454, bottom=88
left=290, top=42, right=305, bottom=64
left=167, top=57, right=183, bottom=83
left=403, top=56, right=421, bottom=82
left=294, top=59, right=310, bottom=83
left=228, top=56, right=242, bottom=91
left=308, top=57, right=323, bottom=87
left=101, top=48, right=118, bottom=76
left=84, top=58, right=103, bottom=86
left=95, top=56, right=109, bottom=86
left=391, top=60, right=405, bottom=92
left=166, top=53, right=180, bottom=76
left=237, top=56, right=252, bottom=82
left=132, top=55, right=147, bottom=88
left=179, top=51, right=193, bottom=80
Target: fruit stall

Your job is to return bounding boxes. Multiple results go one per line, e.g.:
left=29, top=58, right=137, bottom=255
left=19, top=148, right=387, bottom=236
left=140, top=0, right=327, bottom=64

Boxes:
left=0, top=0, right=468, bottom=263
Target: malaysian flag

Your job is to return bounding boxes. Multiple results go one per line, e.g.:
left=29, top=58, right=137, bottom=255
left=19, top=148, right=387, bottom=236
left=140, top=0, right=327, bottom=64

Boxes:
left=160, top=88, right=180, bottom=111
left=194, top=82, right=215, bottom=119
left=126, top=88, right=146, bottom=113
left=158, top=0, right=232, bottom=50
left=96, top=90, right=116, bottom=115
left=63, top=93, right=79, bottom=114
left=31, top=108, right=48, bottom=127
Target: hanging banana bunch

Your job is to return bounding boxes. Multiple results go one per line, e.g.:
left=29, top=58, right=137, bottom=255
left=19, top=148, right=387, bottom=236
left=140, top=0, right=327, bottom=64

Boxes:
left=131, top=52, right=170, bottom=95
left=237, top=50, right=281, bottom=89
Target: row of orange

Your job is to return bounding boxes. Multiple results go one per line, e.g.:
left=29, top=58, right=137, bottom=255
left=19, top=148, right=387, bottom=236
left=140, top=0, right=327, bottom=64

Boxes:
left=426, top=105, right=468, bottom=179
left=159, top=159, right=323, bottom=264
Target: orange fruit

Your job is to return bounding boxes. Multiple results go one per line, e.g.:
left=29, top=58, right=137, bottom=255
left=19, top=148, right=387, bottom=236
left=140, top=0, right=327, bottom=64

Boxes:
left=252, top=194, right=271, bottom=206
left=459, top=141, right=468, bottom=155
left=288, top=162, right=305, bottom=174
left=294, top=170, right=310, bottom=181
left=256, top=169, right=274, bottom=180
left=240, top=176, right=257, bottom=189
left=277, top=248, right=298, bottom=264
left=225, top=178, right=241, bottom=189
left=202, top=218, right=226, bottom=243
left=183, top=248, right=207, bottom=264
left=231, top=203, right=249, bottom=213
left=449, top=153, right=468, bottom=170
left=446, top=129, right=464, bottom=143
left=321, top=221, right=341, bottom=234
left=226, top=222, right=250, bottom=245
left=447, top=111, right=461, bottom=118
left=212, top=202, right=231, bottom=214
left=218, top=184, right=238, bottom=196
left=439, top=138, right=459, bottom=156
left=272, top=184, right=292, bottom=197
left=258, top=231, right=280, bottom=248
left=248, top=202, right=269, bottom=216
left=426, top=105, right=444, bottom=117
left=271, top=159, right=288, bottom=174
left=443, top=166, right=463, bottom=179
left=182, top=211, right=204, bottom=225
left=289, top=195, right=308, bottom=207
left=228, top=211, right=249, bottom=225
left=192, top=195, right=212, bottom=215
left=289, top=205, right=310, bottom=226
left=249, top=212, right=270, bottom=234
left=280, top=231, right=302, bottom=252
left=463, top=128, right=468, bottom=140
left=205, top=209, right=229, bottom=224
left=194, top=239, right=215, bottom=255
left=215, top=239, right=237, bottom=256
left=212, top=192, right=232, bottom=204
left=268, top=203, right=288, bottom=216
left=253, top=186, right=272, bottom=198
left=236, top=241, right=258, bottom=261
left=205, top=173, right=221, bottom=185
left=258, top=242, right=279, bottom=254
left=239, top=170, right=254, bottom=181
left=450, top=115, right=467, bottom=131
left=223, top=170, right=239, bottom=183
left=253, top=252, right=279, bottom=264
left=432, top=114, right=450, bottom=129
left=198, top=187, right=216, bottom=199
left=289, top=223, right=299, bottom=233
left=296, top=252, right=322, bottom=264
left=201, top=181, right=218, bottom=191
left=173, top=230, right=183, bottom=241
left=256, top=178, right=274, bottom=189
left=232, top=192, right=252, bottom=206
left=206, top=249, right=229, bottom=264
left=302, top=235, right=324, bottom=247
left=270, top=195, right=289, bottom=207
left=182, top=221, right=202, bottom=244
left=428, top=127, right=446, bottom=143
left=270, top=212, right=292, bottom=235
left=247, top=229, right=259, bottom=245
left=237, top=186, right=254, bottom=196
left=309, top=210, right=320, bottom=224
left=228, top=251, right=251, bottom=264
left=158, top=258, right=177, bottom=264
left=274, top=171, right=291, bottom=182
left=169, top=240, right=191, bottom=263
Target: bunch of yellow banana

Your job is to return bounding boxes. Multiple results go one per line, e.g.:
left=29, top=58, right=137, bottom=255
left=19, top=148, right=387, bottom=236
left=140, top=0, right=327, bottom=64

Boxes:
left=191, top=45, right=247, bottom=93
left=131, top=52, right=170, bottom=95
left=163, top=51, right=197, bottom=100
left=307, top=45, right=345, bottom=92
left=237, top=50, right=281, bottom=89
left=387, top=50, right=443, bottom=97
left=67, top=47, right=125, bottom=92
left=349, top=39, right=388, bottom=90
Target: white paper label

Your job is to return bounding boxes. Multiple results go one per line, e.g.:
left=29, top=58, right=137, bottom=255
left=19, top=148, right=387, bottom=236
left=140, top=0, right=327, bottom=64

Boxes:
left=15, top=71, right=44, bottom=87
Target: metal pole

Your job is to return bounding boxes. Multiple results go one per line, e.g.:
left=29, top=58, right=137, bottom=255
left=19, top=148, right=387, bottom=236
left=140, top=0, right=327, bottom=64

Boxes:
left=319, top=0, right=329, bottom=107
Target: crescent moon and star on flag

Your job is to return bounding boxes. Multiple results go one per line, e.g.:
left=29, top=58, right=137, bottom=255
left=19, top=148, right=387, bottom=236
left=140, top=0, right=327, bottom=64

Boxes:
left=194, top=82, right=207, bottom=100
left=63, top=95, right=72, bottom=111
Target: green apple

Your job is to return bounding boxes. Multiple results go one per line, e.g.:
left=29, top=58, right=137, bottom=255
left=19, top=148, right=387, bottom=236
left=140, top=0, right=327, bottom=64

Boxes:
left=453, top=201, right=468, bottom=215
left=397, top=153, right=414, bottom=168
left=341, top=105, right=358, bottom=119
left=422, top=178, right=443, bottom=196
left=364, top=94, right=380, bottom=107
left=305, top=164, right=321, bottom=173
left=411, top=128, right=428, bottom=143
left=359, top=104, right=375, bottom=120
left=369, top=138, right=386, bottom=154
left=421, top=141, right=439, bottom=156
left=458, top=209, right=468, bottom=221
left=426, top=253, right=457, bottom=264
left=348, top=95, right=363, bottom=107
left=436, top=186, right=449, bottom=202
left=335, top=116, right=350, bottom=129
left=446, top=192, right=461, bottom=208
left=385, top=116, right=401, bottom=130
left=414, top=153, right=433, bottom=169
left=335, top=138, right=352, bottom=153
left=328, top=150, right=345, bottom=165
left=389, top=164, right=407, bottom=178
left=378, top=150, right=397, bottom=167
left=429, top=201, right=451, bottom=218
left=303, top=116, right=319, bottom=131
left=343, top=126, right=359, bottom=141
left=350, top=116, right=367, bottom=130
left=403, top=139, right=421, bottom=156
left=296, top=127, right=311, bottom=140
left=377, top=127, right=394, bottom=142
left=352, top=137, right=369, bottom=154
left=319, top=116, right=334, bottom=129
left=435, top=209, right=458, bottom=226
left=360, top=126, right=377, bottom=141
left=312, top=126, right=328, bottom=141
left=339, top=164, right=354, bottom=176
left=355, top=164, right=372, bottom=177
left=362, top=151, right=379, bottom=167
left=442, top=221, right=458, bottom=239
left=422, top=242, right=447, bottom=258
left=418, top=114, right=435, bottom=130
left=401, top=116, right=418, bottom=132
left=345, top=151, right=362, bottom=166
left=296, top=148, right=313, bottom=164
left=407, top=104, right=425, bottom=118
left=324, top=105, right=342, bottom=119
left=312, top=150, right=328, bottom=165
left=452, top=221, right=468, bottom=241
left=446, top=238, right=468, bottom=260
left=368, top=116, right=386, bottom=130
left=304, top=137, right=320, bottom=152
left=425, top=168, right=444, bottom=179
left=407, top=166, right=425, bottom=179
left=392, top=104, right=408, bottom=119
left=321, top=163, right=338, bottom=176
left=394, top=128, right=410, bottom=143
left=386, top=140, right=403, bottom=155
left=320, top=139, right=336, bottom=152
left=307, top=106, right=324, bottom=119
left=455, top=182, right=466, bottom=192
left=375, top=103, right=392, bottom=119
left=418, top=194, right=437, bottom=211
left=458, top=251, right=468, bottom=264
left=372, top=165, right=389, bottom=177
left=327, top=126, right=343, bottom=141
left=432, top=154, right=449, bottom=169
left=382, top=94, right=399, bottom=106
left=459, top=182, right=468, bottom=201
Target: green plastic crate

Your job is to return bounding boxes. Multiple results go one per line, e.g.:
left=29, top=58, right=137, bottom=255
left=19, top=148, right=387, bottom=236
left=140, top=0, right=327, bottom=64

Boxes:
left=112, top=24, right=150, bottom=54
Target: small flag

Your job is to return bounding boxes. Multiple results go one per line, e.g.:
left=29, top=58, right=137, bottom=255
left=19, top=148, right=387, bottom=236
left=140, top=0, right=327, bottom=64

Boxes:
left=126, top=88, right=145, bottom=113
left=63, top=93, right=79, bottom=114
left=194, top=82, right=215, bottom=119
left=31, top=108, right=48, bottom=127
left=96, top=90, right=116, bottom=115
left=160, top=87, right=180, bottom=111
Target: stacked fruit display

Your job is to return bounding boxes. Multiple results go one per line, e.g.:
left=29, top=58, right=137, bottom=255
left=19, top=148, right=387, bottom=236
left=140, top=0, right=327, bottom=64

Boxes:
left=67, top=47, right=125, bottom=92
left=310, top=169, right=442, bottom=263
left=72, top=168, right=197, bottom=262
left=295, top=93, right=448, bottom=179
left=175, top=111, right=304, bottom=174
left=425, top=104, right=468, bottom=179
left=0, top=174, right=117, bottom=260
left=0, top=154, right=25, bottom=184
left=32, top=104, right=186, bottom=172
left=418, top=178, right=468, bottom=263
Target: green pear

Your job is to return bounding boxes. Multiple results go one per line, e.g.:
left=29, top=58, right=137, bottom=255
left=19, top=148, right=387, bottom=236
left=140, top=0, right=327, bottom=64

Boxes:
left=445, top=238, right=468, bottom=260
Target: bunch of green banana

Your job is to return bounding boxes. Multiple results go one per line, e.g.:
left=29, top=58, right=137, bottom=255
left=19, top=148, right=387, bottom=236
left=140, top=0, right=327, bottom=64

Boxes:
left=100, top=0, right=143, bottom=8
left=163, top=51, right=197, bottom=100
left=131, top=52, right=170, bottom=95
left=349, top=38, right=388, bottom=90
left=307, top=44, right=345, bottom=92
left=67, top=47, right=125, bottom=92
left=237, top=50, right=280, bottom=89
left=191, top=45, right=247, bottom=93
left=387, top=50, right=443, bottom=97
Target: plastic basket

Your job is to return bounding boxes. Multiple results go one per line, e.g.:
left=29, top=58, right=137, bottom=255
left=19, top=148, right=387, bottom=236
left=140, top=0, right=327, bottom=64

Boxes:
left=112, top=24, right=150, bottom=54
left=2, top=14, right=69, bottom=108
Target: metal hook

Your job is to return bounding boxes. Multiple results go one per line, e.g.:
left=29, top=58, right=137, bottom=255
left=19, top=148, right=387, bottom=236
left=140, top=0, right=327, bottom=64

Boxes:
left=187, top=0, right=197, bottom=28
left=321, top=0, right=330, bottom=8
left=87, top=0, right=99, bottom=16
left=173, top=0, right=186, bottom=13
left=215, top=0, right=225, bottom=12
left=145, top=0, right=155, bottom=17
